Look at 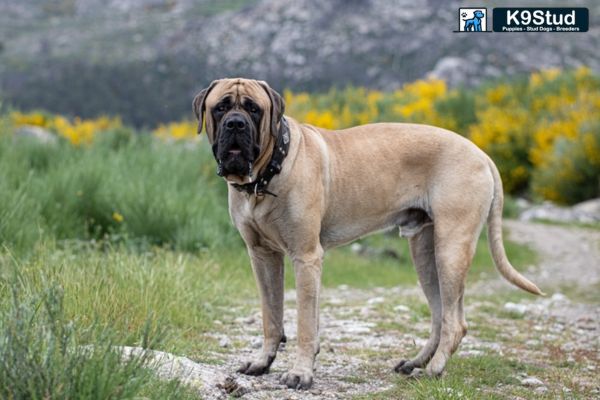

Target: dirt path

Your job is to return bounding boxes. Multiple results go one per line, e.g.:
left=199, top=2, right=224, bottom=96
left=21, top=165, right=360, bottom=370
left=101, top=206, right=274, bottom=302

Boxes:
left=504, top=220, right=600, bottom=288
left=147, top=221, right=600, bottom=399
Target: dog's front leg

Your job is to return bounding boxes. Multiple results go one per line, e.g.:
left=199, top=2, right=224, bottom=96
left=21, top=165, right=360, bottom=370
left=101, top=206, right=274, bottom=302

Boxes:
left=280, top=247, right=323, bottom=390
left=237, top=246, right=285, bottom=376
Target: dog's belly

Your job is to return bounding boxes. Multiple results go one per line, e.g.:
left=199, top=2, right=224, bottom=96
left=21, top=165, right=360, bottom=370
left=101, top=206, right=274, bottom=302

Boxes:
left=319, top=207, right=432, bottom=249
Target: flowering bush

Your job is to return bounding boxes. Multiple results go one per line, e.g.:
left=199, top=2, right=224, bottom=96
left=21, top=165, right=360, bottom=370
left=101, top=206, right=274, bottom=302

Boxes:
left=10, top=111, right=123, bottom=146
left=531, top=124, right=600, bottom=204
left=153, top=120, right=198, bottom=141
left=468, top=67, right=600, bottom=200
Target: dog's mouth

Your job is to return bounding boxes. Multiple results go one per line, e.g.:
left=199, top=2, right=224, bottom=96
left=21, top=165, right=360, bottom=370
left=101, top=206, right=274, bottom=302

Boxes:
left=227, top=144, right=242, bottom=157
left=214, top=135, right=260, bottom=181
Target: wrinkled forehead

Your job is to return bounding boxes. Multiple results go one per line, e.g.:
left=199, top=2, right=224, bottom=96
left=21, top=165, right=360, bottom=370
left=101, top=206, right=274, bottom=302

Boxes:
left=205, top=79, right=270, bottom=110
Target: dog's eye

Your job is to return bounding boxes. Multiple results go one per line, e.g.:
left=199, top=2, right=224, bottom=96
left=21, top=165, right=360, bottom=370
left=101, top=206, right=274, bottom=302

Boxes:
left=216, top=105, right=226, bottom=113
left=250, top=107, right=258, bottom=113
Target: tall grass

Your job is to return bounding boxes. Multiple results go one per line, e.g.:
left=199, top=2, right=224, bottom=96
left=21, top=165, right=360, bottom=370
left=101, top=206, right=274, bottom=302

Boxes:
left=0, top=242, right=255, bottom=357
left=0, top=133, right=239, bottom=254
left=0, top=267, right=198, bottom=399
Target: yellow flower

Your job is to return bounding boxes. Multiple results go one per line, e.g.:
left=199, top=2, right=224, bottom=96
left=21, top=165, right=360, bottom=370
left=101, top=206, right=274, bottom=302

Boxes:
left=47, top=115, right=121, bottom=145
left=153, top=120, right=199, bottom=141
left=485, top=84, right=511, bottom=105
left=112, top=212, right=124, bottom=223
left=10, top=111, right=48, bottom=127
left=304, top=110, right=336, bottom=129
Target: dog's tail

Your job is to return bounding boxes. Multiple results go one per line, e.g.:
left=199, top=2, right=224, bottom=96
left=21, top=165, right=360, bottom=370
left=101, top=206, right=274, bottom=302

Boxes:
left=486, top=159, right=545, bottom=295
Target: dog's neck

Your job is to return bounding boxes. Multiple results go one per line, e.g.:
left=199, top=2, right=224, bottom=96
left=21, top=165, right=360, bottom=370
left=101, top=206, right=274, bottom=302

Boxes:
left=230, top=117, right=290, bottom=197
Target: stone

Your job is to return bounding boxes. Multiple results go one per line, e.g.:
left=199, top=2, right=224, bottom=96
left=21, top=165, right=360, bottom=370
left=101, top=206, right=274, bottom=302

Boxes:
left=573, top=198, right=600, bottom=219
left=367, top=297, right=385, bottom=305
left=534, top=386, right=548, bottom=394
left=520, top=201, right=600, bottom=224
left=504, top=302, right=527, bottom=315
left=15, top=125, right=57, bottom=144
left=551, top=293, right=568, bottom=302
left=520, top=376, right=544, bottom=387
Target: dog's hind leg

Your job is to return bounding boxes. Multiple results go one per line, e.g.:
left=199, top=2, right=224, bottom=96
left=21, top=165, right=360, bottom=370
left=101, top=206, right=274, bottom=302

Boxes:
left=423, top=216, right=482, bottom=377
left=394, top=224, right=442, bottom=375
left=237, top=245, right=286, bottom=376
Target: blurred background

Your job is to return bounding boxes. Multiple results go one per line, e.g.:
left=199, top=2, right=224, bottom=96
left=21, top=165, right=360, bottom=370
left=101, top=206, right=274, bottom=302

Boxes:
left=0, top=0, right=598, bottom=126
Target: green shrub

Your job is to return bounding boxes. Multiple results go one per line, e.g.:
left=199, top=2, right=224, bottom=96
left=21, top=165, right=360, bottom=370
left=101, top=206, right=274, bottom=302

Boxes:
left=0, top=134, right=240, bottom=254
left=0, top=273, right=194, bottom=400
left=532, top=125, right=600, bottom=204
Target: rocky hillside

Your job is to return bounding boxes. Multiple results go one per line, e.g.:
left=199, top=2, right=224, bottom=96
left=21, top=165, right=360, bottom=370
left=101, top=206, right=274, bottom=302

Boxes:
left=1, top=0, right=598, bottom=125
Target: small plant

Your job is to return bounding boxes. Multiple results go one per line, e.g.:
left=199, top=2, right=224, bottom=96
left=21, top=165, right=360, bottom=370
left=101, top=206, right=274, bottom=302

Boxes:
left=0, top=277, right=176, bottom=399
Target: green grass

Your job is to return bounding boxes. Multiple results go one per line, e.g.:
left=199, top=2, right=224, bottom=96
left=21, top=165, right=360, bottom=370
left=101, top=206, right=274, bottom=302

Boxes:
left=0, top=243, right=254, bottom=358
left=0, top=274, right=199, bottom=400
left=361, top=355, right=529, bottom=400
left=0, top=133, right=238, bottom=254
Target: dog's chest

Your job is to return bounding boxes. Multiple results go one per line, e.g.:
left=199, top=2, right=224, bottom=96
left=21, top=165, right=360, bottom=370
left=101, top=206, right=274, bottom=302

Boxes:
left=231, top=196, right=285, bottom=248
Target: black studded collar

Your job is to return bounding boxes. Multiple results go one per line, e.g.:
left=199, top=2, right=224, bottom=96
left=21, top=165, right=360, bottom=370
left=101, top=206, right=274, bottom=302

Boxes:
left=230, top=117, right=290, bottom=197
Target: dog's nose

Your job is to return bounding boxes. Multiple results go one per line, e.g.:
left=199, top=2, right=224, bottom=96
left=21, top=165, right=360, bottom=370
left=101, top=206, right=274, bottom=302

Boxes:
left=225, top=115, right=247, bottom=131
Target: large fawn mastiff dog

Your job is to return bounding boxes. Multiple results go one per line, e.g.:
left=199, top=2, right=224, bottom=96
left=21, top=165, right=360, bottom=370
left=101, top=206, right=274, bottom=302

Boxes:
left=193, top=78, right=543, bottom=390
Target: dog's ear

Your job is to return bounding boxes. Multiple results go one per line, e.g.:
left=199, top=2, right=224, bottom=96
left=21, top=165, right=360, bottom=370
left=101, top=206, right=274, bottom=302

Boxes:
left=259, top=81, right=285, bottom=137
left=192, top=80, right=219, bottom=134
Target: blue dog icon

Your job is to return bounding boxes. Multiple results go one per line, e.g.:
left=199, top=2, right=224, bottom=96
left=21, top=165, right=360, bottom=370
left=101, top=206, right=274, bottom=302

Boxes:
left=463, top=10, right=485, bottom=31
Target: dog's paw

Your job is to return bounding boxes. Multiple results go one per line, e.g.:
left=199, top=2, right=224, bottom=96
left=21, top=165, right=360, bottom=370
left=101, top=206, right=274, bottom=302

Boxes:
left=393, top=359, right=415, bottom=375
left=236, top=356, right=274, bottom=376
left=408, top=367, right=427, bottom=379
left=280, top=368, right=313, bottom=390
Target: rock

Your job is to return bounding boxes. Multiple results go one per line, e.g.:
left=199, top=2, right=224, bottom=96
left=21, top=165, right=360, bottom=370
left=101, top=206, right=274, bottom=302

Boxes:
left=251, top=337, right=262, bottom=349
left=573, top=198, right=600, bottom=219
left=520, top=376, right=544, bottom=387
left=345, top=325, right=372, bottom=334
left=234, top=316, right=255, bottom=325
left=534, top=386, right=548, bottom=394
left=116, top=346, right=253, bottom=400
left=551, top=292, right=568, bottom=302
left=393, top=305, right=410, bottom=313
left=460, top=349, right=484, bottom=357
left=14, top=125, right=57, bottom=144
left=218, top=336, right=231, bottom=348
left=504, top=302, right=527, bottom=315
left=427, top=56, right=474, bottom=86
left=367, top=297, right=385, bottom=305
left=327, top=297, right=344, bottom=305
left=520, top=201, right=600, bottom=224
left=350, top=243, right=363, bottom=253
left=515, top=197, right=531, bottom=210
left=351, top=243, right=402, bottom=260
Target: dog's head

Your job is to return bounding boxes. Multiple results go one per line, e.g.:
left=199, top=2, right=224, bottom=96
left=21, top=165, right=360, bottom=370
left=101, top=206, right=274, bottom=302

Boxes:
left=473, top=10, right=484, bottom=18
left=193, top=78, right=285, bottom=184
